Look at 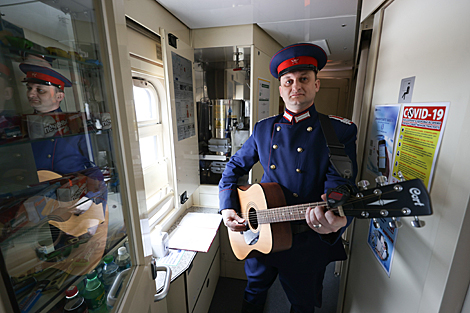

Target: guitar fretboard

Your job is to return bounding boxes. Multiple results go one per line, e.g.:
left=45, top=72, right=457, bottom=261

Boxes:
left=245, top=201, right=327, bottom=224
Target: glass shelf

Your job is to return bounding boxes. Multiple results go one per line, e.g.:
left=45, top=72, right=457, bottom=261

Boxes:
left=0, top=127, right=112, bottom=149
left=1, top=47, right=103, bottom=71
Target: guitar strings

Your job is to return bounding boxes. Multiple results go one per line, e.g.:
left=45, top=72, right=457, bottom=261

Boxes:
left=238, top=201, right=326, bottom=219
left=239, top=187, right=408, bottom=223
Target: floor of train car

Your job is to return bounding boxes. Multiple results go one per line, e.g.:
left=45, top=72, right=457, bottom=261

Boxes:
left=209, top=262, right=339, bottom=313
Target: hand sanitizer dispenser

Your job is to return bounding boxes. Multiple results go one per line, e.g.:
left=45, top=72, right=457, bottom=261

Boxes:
left=152, top=225, right=169, bottom=258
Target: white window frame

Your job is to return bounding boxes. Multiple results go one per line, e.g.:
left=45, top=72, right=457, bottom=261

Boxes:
left=132, top=76, right=175, bottom=228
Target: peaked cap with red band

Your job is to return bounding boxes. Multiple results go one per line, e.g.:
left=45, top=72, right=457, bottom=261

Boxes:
left=19, top=63, right=72, bottom=90
left=269, top=43, right=327, bottom=79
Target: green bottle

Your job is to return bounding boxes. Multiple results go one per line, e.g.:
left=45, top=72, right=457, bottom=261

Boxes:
left=83, top=270, right=107, bottom=312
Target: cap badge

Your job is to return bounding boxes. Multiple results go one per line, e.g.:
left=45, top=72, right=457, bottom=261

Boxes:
left=291, top=58, right=300, bottom=65
left=31, top=72, right=37, bottom=77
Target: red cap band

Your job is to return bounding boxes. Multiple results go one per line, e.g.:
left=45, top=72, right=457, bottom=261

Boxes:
left=26, top=71, right=65, bottom=90
left=277, top=56, right=318, bottom=76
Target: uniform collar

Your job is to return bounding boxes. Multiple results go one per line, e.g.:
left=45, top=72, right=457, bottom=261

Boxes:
left=283, top=104, right=317, bottom=123
left=34, top=107, right=62, bottom=114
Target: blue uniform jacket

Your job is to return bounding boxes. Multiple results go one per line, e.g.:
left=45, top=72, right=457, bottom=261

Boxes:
left=219, top=104, right=358, bottom=245
left=32, top=135, right=93, bottom=175
left=31, top=108, right=107, bottom=213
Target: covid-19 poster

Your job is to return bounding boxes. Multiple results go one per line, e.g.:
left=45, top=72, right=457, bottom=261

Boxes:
left=389, top=103, right=449, bottom=190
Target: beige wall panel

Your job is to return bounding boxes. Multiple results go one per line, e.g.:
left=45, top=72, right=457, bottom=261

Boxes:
left=250, top=47, right=280, bottom=183
left=252, top=25, right=283, bottom=57
left=315, top=78, right=350, bottom=118
left=126, top=27, right=161, bottom=63
left=192, top=24, right=254, bottom=49
left=124, top=0, right=190, bottom=44
left=345, top=0, right=470, bottom=312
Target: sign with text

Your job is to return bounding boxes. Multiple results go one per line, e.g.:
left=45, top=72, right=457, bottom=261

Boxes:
left=389, top=103, right=449, bottom=190
left=366, top=104, right=401, bottom=180
left=367, top=217, right=399, bottom=277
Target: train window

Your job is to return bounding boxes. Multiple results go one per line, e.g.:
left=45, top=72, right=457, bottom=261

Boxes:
left=134, top=83, right=159, bottom=123
left=132, top=78, right=174, bottom=222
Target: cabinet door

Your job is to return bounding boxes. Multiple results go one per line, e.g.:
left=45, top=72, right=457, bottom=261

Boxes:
left=166, top=274, right=188, bottom=313
left=192, top=249, right=220, bottom=313
left=186, top=234, right=220, bottom=312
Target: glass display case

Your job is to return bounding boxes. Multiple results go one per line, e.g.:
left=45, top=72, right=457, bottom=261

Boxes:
left=0, top=1, right=131, bottom=312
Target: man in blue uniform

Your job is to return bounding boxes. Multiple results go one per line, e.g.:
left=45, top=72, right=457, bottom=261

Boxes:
left=20, top=60, right=106, bottom=214
left=20, top=61, right=95, bottom=175
left=219, top=43, right=358, bottom=313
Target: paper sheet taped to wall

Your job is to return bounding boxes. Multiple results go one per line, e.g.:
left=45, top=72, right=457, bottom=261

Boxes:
left=168, top=212, right=222, bottom=252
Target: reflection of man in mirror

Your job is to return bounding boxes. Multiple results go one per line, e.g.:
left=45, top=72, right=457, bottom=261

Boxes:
left=20, top=56, right=95, bottom=176
left=20, top=56, right=107, bottom=222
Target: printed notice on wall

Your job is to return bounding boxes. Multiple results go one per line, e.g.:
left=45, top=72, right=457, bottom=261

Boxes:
left=172, top=52, right=195, bottom=141
left=365, top=104, right=401, bottom=277
left=367, top=217, right=399, bottom=277
left=389, top=103, right=449, bottom=190
left=258, top=78, right=270, bottom=120
left=366, top=104, right=401, bottom=181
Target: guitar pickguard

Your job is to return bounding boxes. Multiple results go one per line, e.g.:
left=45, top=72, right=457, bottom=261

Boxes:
left=243, top=228, right=259, bottom=245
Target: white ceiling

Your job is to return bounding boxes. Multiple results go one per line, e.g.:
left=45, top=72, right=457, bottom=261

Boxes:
left=155, top=0, right=361, bottom=71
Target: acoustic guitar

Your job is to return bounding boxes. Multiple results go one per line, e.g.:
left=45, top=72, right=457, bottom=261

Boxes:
left=228, top=179, right=432, bottom=260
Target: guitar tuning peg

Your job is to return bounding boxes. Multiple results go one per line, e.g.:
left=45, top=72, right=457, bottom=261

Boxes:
left=397, top=171, right=406, bottom=182
left=372, top=218, right=380, bottom=229
left=357, top=180, right=370, bottom=190
left=388, top=217, right=403, bottom=229
left=375, top=175, right=388, bottom=186
left=411, top=216, right=426, bottom=228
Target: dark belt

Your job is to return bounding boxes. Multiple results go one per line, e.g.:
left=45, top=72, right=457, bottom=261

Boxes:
left=291, top=223, right=311, bottom=234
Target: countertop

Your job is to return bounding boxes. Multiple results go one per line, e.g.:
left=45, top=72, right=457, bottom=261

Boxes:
left=155, top=206, right=220, bottom=291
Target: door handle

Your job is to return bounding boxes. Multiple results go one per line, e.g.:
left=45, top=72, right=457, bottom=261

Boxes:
left=107, top=268, right=131, bottom=308
left=153, top=264, right=171, bottom=302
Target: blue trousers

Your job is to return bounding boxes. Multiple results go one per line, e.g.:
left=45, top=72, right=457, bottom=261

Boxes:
left=244, top=230, right=344, bottom=313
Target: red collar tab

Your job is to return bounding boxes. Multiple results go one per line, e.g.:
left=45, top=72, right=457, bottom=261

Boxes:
left=283, top=110, right=293, bottom=122
left=277, top=56, right=318, bottom=77
left=283, top=110, right=311, bottom=123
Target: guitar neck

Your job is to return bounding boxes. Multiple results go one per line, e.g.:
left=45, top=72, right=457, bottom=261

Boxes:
left=237, top=179, right=433, bottom=231
left=252, top=201, right=327, bottom=224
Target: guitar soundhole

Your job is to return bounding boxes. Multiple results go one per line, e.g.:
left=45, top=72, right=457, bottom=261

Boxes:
left=243, top=207, right=259, bottom=246
left=248, top=207, right=259, bottom=230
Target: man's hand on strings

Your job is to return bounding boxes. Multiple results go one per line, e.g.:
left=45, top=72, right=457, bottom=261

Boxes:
left=221, top=209, right=246, bottom=232
left=306, top=194, right=347, bottom=234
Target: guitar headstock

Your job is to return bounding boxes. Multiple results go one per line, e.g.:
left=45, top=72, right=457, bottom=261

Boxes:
left=339, top=179, right=433, bottom=219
